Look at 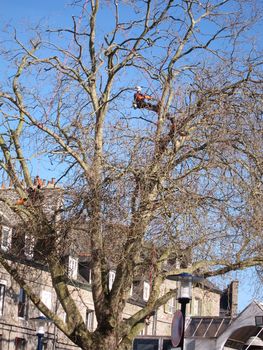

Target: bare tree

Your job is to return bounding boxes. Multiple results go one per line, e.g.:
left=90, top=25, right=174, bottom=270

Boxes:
left=0, top=0, right=262, bottom=349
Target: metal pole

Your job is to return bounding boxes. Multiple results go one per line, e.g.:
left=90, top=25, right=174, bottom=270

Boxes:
left=178, top=299, right=189, bottom=350
left=37, top=333, right=43, bottom=350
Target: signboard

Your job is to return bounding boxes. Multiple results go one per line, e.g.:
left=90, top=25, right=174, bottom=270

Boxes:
left=171, top=310, right=183, bottom=347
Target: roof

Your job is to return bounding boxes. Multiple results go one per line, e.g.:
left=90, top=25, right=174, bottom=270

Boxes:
left=225, top=326, right=263, bottom=349
left=185, top=316, right=232, bottom=338
left=254, top=300, right=263, bottom=312
left=195, top=279, right=223, bottom=294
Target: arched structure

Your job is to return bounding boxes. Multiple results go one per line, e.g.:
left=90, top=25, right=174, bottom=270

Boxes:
left=216, top=301, right=263, bottom=350
left=185, top=301, right=263, bottom=350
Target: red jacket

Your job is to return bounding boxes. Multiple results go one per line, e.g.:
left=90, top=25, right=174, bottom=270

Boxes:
left=134, top=92, right=152, bottom=101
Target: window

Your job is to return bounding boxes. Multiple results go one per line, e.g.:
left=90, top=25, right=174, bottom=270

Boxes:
left=18, top=288, right=28, bottom=319
left=133, top=338, right=159, bottom=350
left=108, top=271, right=116, bottom=291
left=166, top=296, right=177, bottom=314
left=175, top=258, right=181, bottom=269
left=162, top=339, right=173, bottom=350
left=79, top=263, right=92, bottom=283
left=1, top=226, right=12, bottom=252
left=15, top=337, right=26, bottom=350
left=68, top=256, right=78, bottom=280
left=256, top=316, right=263, bottom=326
left=86, top=309, right=94, bottom=331
left=0, top=283, right=6, bottom=316
left=152, top=312, right=157, bottom=336
left=193, top=297, right=202, bottom=316
left=139, top=327, right=145, bottom=336
left=143, top=282, right=150, bottom=301
left=40, top=290, right=52, bottom=316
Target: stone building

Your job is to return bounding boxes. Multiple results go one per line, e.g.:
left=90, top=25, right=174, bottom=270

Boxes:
left=0, top=186, right=238, bottom=349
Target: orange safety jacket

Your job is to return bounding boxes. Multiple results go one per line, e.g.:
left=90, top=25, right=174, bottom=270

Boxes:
left=134, top=92, right=152, bottom=101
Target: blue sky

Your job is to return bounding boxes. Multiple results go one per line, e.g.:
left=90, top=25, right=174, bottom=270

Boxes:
left=2, top=1, right=71, bottom=26
left=1, top=0, right=262, bottom=312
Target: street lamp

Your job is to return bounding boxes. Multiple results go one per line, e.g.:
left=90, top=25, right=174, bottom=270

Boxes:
left=176, top=273, right=192, bottom=350
left=30, top=316, right=52, bottom=350
left=167, top=273, right=203, bottom=350
left=37, top=325, right=45, bottom=350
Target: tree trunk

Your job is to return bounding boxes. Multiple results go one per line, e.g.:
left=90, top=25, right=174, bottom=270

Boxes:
left=89, top=332, right=132, bottom=350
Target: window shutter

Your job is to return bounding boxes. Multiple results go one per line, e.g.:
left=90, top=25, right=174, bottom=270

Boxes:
left=24, top=234, right=35, bottom=260
left=164, top=304, right=168, bottom=313
left=143, top=282, right=150, bottom=301
left=1, top=226, right=12, bottom=251
left=130, top=284, right=133, bottom=297
left=68, top=256, right=78, bottom=280
left=86, top=309, right=95, bottom=331
left=108, top=271, right=116, bottom=291
left=0, top=283, right=6, bottom=316
left=163, top=287, right=168, bottom=313
left=40, top=290, right=52, bottom=316
left=167, top=296, right=177, bottom=314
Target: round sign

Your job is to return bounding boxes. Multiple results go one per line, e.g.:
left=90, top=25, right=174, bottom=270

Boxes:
left=171, top=310, right=184, bottom=347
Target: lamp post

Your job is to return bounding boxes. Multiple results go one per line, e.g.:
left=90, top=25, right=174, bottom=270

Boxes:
left=36, top=325, right=45, bottom=350
left=30, top=316, right=51, bottom=350
left=167, top=273, right=203, bottom=350
left=177, top=273, right=192, bottom=350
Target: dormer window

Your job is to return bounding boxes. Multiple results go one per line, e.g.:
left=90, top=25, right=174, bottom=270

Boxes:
left=1, top=226, right=12, bottom=252
left=68, top=256, right=78, bottom=280
left=143, top=282, right=150, bottom=301
left=78, top=261, right=92, bottom=284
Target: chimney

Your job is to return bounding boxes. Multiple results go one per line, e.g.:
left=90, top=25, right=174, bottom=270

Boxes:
left=220, top=280, right=239, bottom=317
left=230, top=280, right=239, bottom=317
left=51, top=178, right=56, bottom=185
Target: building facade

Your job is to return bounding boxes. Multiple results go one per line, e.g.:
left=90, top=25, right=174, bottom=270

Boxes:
left=0, top=186, right=237, bottom=349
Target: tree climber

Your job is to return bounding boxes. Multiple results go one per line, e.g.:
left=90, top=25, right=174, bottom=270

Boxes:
left=133, top=86, right=160, bottom=113
left=16, top=197, right=27, bottom=205
left=132, top=86, right=188, bottom=136
left=16, top=176, right=44, bottom=205
left=34, top=175, right=43, bottom=189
